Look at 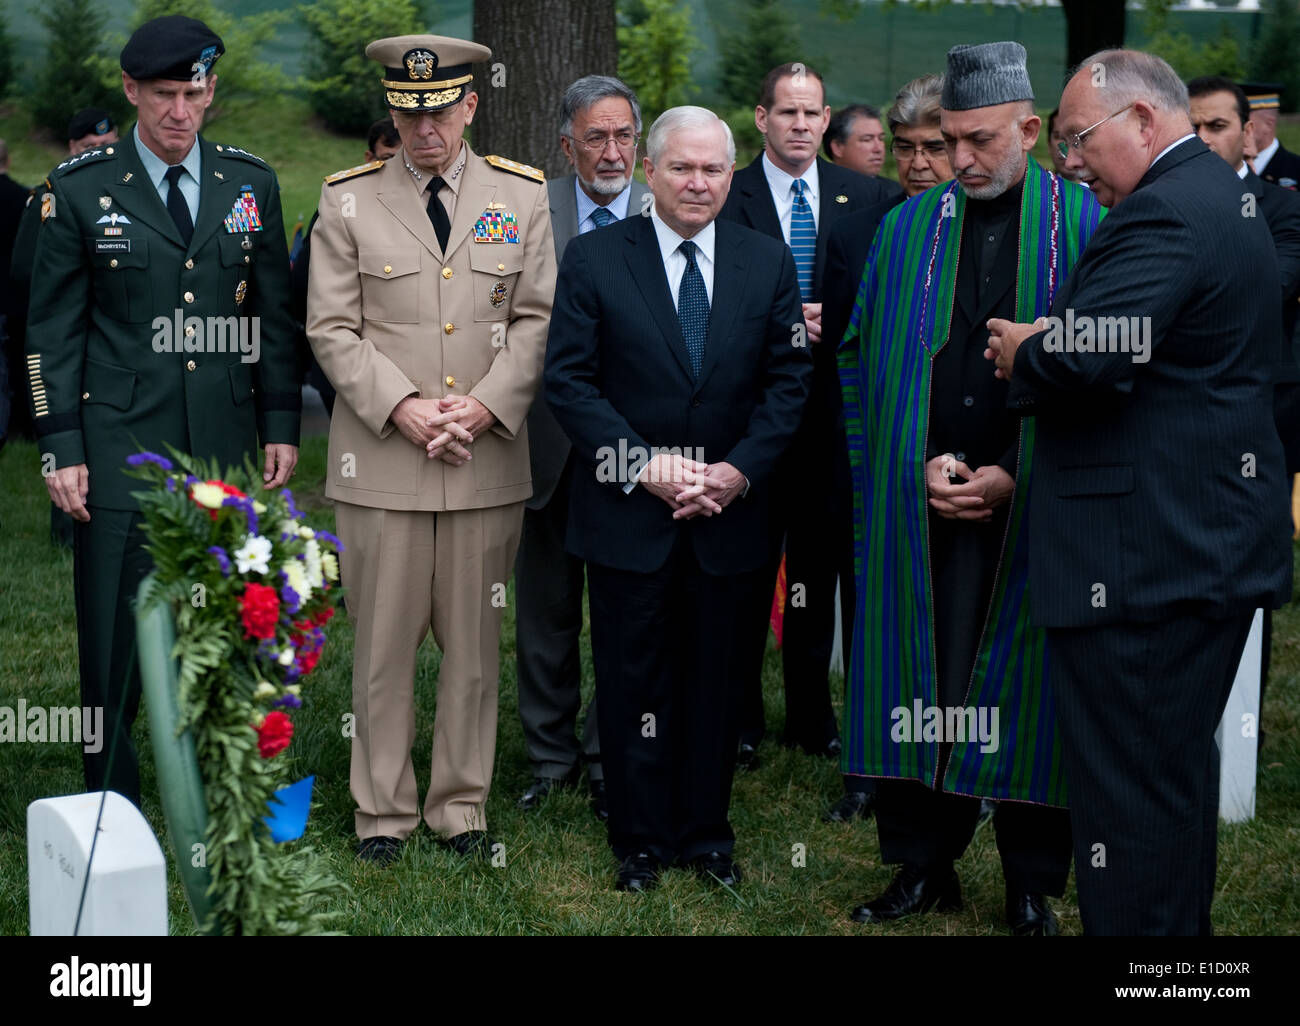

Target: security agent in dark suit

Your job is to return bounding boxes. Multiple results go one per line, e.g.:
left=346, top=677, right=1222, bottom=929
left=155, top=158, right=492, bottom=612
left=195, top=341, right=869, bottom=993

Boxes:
left=717, top=62, right=896, bottom=769
left=988, top=50, right=1292, bottom=935
left=545, top=105, right=811, bottom=892
left=27, top=16, right=301, bottom=805
left=1189, top=76, right=1300, bottom=735
left=515, top=75, right=650, bottom=820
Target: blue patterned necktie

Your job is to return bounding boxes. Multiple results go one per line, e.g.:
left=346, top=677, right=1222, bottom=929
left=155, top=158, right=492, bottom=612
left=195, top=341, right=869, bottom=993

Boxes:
left=590, top=206, right=614, bottom=228
left=677, top=240, right=709, bottom=378
left=790, top=178, right=815, bottom=302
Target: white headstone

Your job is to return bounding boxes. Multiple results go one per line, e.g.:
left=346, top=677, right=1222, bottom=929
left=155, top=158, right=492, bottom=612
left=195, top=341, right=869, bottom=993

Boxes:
left=1216, top=609, right=1262, bottom=823
left=27, top=791, right=167, bottom=936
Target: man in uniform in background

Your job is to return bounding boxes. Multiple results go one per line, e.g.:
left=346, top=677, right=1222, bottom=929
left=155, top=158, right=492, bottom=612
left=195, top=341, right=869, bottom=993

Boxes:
left=307, top=34, right=555, bottom=864
left=26, top=15, right=301, bottom=805
left=1242, top=82, right=1300, bottom=189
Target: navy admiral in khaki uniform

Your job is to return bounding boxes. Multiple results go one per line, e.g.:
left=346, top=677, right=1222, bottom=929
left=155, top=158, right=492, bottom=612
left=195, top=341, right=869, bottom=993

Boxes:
left=306, top=35, right=555, bottom=863
left=26, top=16, right=301, bottom=805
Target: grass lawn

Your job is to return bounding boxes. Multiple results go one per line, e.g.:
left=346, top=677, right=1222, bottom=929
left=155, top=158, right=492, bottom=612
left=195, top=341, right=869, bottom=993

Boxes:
left=0, top=432, right=1297, bottom=935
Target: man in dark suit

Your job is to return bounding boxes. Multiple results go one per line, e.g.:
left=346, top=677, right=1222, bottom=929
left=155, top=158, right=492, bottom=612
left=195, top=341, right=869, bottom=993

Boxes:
left=515, top=75, right=650, bottom=821
left=818, top=72, right=951, bottom=825
left=718, top=62, right=895, bottom=768
left=545, top=105, right=811, bottom=891
left=988, top=49, right=1293, bottom=935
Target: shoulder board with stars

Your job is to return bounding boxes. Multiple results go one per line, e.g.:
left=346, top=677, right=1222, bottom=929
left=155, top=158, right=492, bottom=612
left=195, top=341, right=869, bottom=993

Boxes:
left=214, top=144, right=270, bottom=168
left=484, top=155, right=544, bottom=183
left=324, top=160, right=385, bottom=186
left=52, top=147, right=116, bottom=176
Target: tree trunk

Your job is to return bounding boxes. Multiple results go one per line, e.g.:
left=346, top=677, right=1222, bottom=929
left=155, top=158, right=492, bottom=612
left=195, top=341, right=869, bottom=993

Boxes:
left=472, top=0, right=617, bottom=179
left=1062, top=0, right=1127, bottom=71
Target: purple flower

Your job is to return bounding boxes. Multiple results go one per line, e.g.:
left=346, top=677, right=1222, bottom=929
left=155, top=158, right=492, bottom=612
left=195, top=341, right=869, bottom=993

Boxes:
left=282, top=488, right=303, bottom=519
left=221, top=495, right=259, bottom=535
left=126, top=452, right=174, bottom=470
left=280, top=584, right=301, bottom=614
left=272, top=693, right=303, bottom=710
left=206, top=546, right=231, bottom=577
left=284, top=663, right=301, bottom=685
left=185, top=474, right=198, bottom=487
left=316, top=530, right=344, bottom=553
left=165, top=477, right=177, bottom=493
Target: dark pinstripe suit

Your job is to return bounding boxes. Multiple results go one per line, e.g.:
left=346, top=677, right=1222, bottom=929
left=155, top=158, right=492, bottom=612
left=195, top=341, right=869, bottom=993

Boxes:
left=1008, top=137, right=1293, bottom=934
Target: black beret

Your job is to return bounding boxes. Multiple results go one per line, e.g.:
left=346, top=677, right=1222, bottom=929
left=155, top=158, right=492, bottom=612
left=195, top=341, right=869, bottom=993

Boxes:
left=120, top=15, right=224, bottom=82
left=67, top=108, right=114, bottom=142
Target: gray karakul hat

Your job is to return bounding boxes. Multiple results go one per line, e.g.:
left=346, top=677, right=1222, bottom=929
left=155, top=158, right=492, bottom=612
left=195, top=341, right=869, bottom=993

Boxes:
left=942, top=41, right=1034, bottom=111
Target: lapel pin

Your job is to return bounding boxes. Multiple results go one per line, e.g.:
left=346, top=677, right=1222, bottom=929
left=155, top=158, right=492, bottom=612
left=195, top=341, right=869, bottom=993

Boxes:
left=122, top=172, right=133, bottom=183
left=214, top=171, right=224, bottom=180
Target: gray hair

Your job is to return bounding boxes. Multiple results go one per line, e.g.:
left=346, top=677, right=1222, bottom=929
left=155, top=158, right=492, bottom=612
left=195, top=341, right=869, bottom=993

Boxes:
left=1075, top=49, right=1190, bottom=114
left=646, top=105, right=736, bottom=166
left=560, top=75, right=643, bottom=138
left=886, top=74, right=945, bottom=134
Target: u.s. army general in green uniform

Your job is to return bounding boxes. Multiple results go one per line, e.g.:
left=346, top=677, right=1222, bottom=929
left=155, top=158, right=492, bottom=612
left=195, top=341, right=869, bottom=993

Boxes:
left=307, top=34, right=555, bottom=863
left=26, top=15, right=301, bottom=804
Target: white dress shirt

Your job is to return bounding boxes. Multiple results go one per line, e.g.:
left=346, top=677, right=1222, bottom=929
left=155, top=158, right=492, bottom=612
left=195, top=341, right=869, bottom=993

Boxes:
left=1255, top=136, right=1281, bottom=177
left=649, top=208, right=716, bottom=306
left=575, top=178, right=633, bottom=234
left=761, top=150, right=820, bottom=244
left=1150, top=133, right=1197, bottom=174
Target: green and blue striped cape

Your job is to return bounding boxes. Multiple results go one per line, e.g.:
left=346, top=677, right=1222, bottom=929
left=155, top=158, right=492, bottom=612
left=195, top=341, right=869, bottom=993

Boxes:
left=835, top=158, right=1102, bottom=806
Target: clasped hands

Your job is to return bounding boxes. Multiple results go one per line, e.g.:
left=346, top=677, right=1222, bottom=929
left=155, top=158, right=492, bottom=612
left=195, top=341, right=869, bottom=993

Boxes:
left=925, top=454, right=1014, bottom=521
left=391, top=393, right=495, bottom=466
left=639, top=452, right=746, bottom=520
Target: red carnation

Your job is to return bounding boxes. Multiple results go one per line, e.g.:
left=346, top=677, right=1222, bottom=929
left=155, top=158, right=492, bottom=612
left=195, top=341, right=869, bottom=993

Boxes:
left=312, top=607, right=335, bottom=627
left=239, top=582, right=280, bottom=640
left=295, top=648, right=321, bottom=676
left=256, top=711, right=294, bottom=758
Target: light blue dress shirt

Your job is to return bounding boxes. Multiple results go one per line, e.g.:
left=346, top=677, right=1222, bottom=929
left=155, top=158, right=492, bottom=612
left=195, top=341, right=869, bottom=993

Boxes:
left=133, top=124, right=202, bottom=224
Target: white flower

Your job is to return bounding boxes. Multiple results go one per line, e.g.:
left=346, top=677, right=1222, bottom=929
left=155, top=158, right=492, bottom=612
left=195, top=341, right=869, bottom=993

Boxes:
left=190, top=482, right=225, bottom=509
left=298, top=525, right=315, bottom=540
left=254, top=681, right=277, bottom=700
left=278, top=649, right=294, bottom=667
left=286, top=685, right=301, bottom=697
left=252, top=500, right=268, bottom=514
left=304, top=539, right=324, bottom=588
left=233, top=533, right=273, bottom=575
left=321, top=552, right=339, bottom=583
left=282, top=560, right=312, bottom=604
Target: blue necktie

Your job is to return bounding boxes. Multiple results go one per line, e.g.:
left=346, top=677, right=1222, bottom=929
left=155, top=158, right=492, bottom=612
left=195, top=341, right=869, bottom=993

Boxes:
left=790, top=178, right=815, bottom=302
left=590, top=206, right=614, bottom=228
left=677, top=241, right=709, bottom=378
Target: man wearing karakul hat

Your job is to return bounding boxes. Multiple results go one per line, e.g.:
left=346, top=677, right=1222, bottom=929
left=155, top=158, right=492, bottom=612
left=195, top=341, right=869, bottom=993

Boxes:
left=837, top=41, right=1102, bottom=934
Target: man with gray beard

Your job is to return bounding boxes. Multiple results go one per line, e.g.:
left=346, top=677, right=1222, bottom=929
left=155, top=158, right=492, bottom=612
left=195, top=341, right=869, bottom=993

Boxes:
left=515, top=76, right=650, bottom=820
left=840, top=42, right=1101, bottom=933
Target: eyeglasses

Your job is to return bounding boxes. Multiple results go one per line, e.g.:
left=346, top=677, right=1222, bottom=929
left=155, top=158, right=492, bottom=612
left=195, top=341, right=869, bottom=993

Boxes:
left=891, top=139, right=948, bottom=159
left=1057, top=103, right=1134, bottom=160
left=569, top=131, right=638, bottom=152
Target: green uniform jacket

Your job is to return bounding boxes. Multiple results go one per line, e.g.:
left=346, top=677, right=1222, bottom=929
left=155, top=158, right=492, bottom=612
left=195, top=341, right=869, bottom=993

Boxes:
left=25, top=132, right=301, bottom=510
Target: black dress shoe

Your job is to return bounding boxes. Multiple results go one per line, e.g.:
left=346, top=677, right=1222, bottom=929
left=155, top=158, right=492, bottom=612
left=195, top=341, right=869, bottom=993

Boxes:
left=615, top=852, right=661, bottom=892
left=356, top=835, right=403, bottom=865
left=690, top=851, right=742, bottom=888
left=588, top=778, right=609, bottom=822
left=735, top=742, right=761, bottom=771
left=823, top=789, right=875, bottom=823
left=849, top=863, right=962, bottom=923
left=440, top=830, right=495, bottom=858
left=517, top=773, right=576, bottom=811
left=1006, top=888, right=1058, bottom=936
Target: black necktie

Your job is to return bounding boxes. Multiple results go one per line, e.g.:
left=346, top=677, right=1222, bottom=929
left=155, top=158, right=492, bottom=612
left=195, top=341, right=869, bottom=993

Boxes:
left=164, top=165, right=193, bottom=246
left=678, top=241, right=709, bottom=378
left=426, top=176, right=450, bottom=251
